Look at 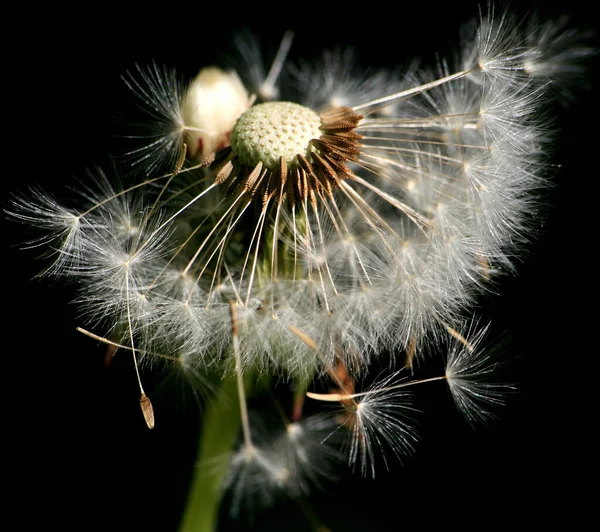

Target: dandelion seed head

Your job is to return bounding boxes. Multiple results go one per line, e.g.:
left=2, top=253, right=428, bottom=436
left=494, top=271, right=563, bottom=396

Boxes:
left=14, top=8, right=583, bottom=374
left=9, top=7, right=594, bottom=522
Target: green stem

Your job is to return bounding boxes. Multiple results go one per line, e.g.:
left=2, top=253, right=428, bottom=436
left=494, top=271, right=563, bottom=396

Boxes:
left=179, top=373, right=245, bottom=532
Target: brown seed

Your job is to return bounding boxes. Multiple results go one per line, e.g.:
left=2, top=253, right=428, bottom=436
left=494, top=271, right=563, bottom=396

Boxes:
left=140, top=393, right=155, bottom=429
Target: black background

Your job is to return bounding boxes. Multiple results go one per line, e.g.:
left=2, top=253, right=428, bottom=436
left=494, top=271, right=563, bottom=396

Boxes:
left=4, top=1, right=597, bottom=530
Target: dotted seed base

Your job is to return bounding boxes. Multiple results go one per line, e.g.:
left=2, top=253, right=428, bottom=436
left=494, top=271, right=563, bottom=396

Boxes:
left=230, top=102, right=322, bottom=171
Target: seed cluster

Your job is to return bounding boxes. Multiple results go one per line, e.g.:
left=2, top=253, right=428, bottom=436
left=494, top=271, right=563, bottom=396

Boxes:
left=230, top=102, right=322, bottom=170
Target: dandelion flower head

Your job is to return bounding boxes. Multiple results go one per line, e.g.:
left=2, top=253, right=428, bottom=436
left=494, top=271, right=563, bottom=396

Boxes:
left=7, top=4, right=594, bottom=518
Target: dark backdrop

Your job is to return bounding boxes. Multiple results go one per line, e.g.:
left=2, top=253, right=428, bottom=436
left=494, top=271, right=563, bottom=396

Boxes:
left=3, top=1, right=596, bottom=530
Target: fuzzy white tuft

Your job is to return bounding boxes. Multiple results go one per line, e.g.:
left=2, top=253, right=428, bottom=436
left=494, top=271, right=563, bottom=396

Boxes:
left=445, top=321, right=514, bottom=426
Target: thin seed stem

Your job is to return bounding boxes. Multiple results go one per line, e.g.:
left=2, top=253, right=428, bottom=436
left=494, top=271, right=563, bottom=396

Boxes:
left=124, top=270, right=143, bottom=394
left=261, top=30, right=294, bottom=97
left=181, top=188, right=248, bottom=276
left=244, top=199, right=271, bottom=307
left=133, top=182, right=219, bottom=263
left=124, top=270, right=154, bottom=429
left=230, top=301, right=253, bottom=448
left=306, top=375, right=447, bottom=402
left=352, top=69, right=475, bottom=112
left=79, top=163, right=207, bottom=218
left=76, top=327, right=180, bottom=362
left=187, top=199, right=253, bottom=303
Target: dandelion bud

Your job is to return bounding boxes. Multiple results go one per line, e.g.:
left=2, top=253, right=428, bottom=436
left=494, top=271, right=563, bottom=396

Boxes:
left=181, top=67, right=251, bottom=159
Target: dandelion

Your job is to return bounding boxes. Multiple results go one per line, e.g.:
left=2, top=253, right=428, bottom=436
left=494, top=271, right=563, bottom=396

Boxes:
left=7, top=3, right=592, bottom=529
